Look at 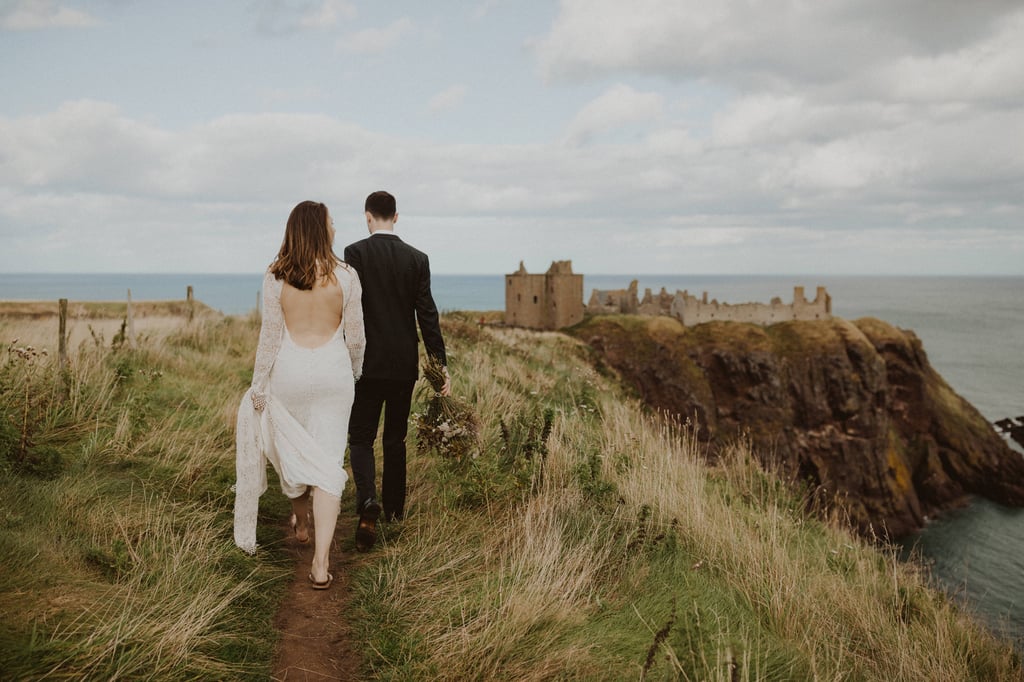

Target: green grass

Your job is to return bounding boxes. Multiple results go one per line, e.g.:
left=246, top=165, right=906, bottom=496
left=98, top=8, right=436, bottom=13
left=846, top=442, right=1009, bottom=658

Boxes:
left=0, top=314, right=292, bottom=680
left=351, top=313, right=1021, bottom=681
left=1, top=310, right=1020, bottom=680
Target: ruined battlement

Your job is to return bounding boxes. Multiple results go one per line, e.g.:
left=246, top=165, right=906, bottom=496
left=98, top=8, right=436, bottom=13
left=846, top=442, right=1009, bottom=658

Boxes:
left=587, top=280, right=639, bottom=315
left=506, top=260, right=833, bottom=329
left=585, top=282, right=832, bottom=326
left=505, top=260, right=584, bottom=330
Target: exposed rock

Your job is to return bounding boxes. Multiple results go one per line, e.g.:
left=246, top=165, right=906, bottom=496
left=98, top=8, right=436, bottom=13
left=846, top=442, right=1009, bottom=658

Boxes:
left=994, top=417, right=1024, bottom=449
left=571, top=315, right=1024, bottom=539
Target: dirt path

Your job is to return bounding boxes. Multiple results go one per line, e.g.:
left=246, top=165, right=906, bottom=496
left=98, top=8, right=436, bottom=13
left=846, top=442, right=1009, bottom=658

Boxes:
left=271, top=512, right=370, bottom=681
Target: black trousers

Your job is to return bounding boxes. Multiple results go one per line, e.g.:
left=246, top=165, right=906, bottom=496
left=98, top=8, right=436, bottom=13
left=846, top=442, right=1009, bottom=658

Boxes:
left=348, top=377, right=416, bottom=520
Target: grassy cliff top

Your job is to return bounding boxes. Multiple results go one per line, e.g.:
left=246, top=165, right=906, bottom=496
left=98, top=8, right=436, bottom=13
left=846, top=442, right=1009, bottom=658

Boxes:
left=573, top=313, right=903, bottom=356
left=0, top=312, right=1019, bottom=679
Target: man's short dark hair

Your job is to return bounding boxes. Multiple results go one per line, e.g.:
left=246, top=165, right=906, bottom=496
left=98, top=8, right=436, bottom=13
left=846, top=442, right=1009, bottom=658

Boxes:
left=365, top=191, right=396, bottom=219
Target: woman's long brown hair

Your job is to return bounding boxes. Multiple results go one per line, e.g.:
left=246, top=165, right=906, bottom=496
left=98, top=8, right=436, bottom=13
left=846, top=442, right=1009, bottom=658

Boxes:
left=269, top=201, right=341, bottom=290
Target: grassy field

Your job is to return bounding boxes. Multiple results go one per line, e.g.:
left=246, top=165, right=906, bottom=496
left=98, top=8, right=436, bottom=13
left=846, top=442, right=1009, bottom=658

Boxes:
left=0, top=309, right=1020, bottom=680
left=0, top=310, right=293, bottom=679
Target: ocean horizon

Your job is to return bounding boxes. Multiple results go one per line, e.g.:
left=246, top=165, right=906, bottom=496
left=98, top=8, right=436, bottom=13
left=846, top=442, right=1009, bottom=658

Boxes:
left=2, top=271, right=1020, bottom=420
left=2, top=271, right=1022, bottom=645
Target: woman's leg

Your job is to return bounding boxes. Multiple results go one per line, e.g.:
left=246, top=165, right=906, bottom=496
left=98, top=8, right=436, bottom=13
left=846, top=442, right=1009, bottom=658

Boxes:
left=290, top=487, right=311, bottom=542
left=310, top=486, right=340, bottom=582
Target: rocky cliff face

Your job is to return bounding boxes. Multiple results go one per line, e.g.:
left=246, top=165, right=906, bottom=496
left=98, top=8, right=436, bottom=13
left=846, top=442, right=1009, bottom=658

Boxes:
left=571, top=315, right=1024, bottom=538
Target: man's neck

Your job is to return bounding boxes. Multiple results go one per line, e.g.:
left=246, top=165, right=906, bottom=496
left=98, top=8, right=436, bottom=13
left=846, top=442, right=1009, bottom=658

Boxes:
left=366, top=210, right=398, bottom=234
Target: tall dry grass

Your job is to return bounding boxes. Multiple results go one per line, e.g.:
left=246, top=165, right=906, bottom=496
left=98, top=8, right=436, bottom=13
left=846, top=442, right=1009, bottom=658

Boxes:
left=3, top=307, right=1018, bottom=680
left=352, top=313, right=1021, bottom=681
left=0, top=313, right=291, bottom=680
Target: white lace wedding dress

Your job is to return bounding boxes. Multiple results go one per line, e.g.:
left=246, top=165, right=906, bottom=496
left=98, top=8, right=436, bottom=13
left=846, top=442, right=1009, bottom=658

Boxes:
left=234, top=265, right=365, bottom=554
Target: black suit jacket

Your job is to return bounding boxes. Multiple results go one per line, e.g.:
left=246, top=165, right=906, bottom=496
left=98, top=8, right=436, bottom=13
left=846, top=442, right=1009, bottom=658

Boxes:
left=343, top=233, right=447, bottom=382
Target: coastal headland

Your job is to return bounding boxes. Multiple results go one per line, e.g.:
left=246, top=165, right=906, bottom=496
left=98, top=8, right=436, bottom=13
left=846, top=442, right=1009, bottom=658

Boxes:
left=1, top=302, right=1021, bottom=679
left=571, top=314, right=1024, bottom=539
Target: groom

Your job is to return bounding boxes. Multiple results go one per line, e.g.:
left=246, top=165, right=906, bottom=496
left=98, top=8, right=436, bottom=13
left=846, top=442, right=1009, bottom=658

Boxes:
left=344, top=190, right=450, bottom=551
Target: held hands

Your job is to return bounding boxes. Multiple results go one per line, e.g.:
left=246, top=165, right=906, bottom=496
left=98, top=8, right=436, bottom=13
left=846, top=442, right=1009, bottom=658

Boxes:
left=440, top=366, right=452, bottom=397
left=251, top=392, right=267, bottom=412
left=423, top=357, right=452, bottom=396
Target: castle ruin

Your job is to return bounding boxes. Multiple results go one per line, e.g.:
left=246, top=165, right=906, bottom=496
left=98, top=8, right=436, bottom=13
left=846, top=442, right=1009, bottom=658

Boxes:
left=506, top=261, right=832, bottom=329
left=587, top=281, right=832, bottom=326
left=505, top=260, right=584, bottom=330
left=587, top=280, right=640, bottom=315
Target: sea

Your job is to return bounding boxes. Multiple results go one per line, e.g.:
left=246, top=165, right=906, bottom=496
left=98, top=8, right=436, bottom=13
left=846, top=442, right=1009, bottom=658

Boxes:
left=2, top=272, right=1022, bottom=645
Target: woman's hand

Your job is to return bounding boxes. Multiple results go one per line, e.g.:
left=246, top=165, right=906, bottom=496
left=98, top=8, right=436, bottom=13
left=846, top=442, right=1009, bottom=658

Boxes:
left=251, top=392, right=266, bottom=412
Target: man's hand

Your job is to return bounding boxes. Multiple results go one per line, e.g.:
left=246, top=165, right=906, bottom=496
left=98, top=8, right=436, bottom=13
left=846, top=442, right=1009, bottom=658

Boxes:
left=440, top=366, right=452, bottom=397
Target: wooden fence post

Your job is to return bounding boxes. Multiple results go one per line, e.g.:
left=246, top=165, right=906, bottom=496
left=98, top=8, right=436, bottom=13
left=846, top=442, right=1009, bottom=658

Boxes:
left=126, top=288, right=137, bottom=348
left=58, top=298, right=68, bottom=372
left=187, top=285, right=194, bottom=323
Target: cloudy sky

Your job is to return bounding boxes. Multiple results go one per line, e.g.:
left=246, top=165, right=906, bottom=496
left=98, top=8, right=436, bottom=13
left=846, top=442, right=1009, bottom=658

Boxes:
left=2, top=0, right=1022, bottom=275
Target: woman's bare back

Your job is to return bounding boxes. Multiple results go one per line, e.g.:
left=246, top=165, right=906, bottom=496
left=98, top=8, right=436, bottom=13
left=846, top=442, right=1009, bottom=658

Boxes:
left=280, top=276, right=344, bottom=349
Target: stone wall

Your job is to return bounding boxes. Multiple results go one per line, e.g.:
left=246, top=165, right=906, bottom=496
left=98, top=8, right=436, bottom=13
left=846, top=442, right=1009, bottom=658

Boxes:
left=671, top=286, right=832, bottom=326
left=544, top=261, right=585, bottom=329
left=586, top=280, right=639, bottom=315
left=585, top=282, right=832, bottom=326
left=638, top=286, right=674, bottom=316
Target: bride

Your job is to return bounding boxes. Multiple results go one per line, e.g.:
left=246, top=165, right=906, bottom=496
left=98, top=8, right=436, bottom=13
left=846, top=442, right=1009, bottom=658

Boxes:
left=234, top=200, right=365, bottom=590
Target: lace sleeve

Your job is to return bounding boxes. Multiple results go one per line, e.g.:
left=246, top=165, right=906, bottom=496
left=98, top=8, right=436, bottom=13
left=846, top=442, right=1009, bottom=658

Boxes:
left=251, top=271, right=283, bottom=396
left=341, top=265, right=365, bottom=381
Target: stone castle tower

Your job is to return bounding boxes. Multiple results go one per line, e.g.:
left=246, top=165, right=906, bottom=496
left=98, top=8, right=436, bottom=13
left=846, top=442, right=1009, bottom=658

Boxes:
left=505, top=260, right=584, bottom=330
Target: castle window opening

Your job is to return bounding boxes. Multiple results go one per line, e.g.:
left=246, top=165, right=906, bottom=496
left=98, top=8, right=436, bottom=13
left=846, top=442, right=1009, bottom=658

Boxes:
left=533, top=295, right=538, bottom=304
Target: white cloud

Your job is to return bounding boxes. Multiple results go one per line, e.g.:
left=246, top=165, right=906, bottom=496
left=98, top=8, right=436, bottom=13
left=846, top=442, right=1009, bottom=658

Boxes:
left=711, top=95, right=808, bottom=147
left=298, top=0, right=356, bottom=30
left=653, top=227, right=747, bottom=248
left=536, top=0, right=871, bottom=86
left=786, top=138, right=900, bottom=191
left=427, top=85, right=467, bottom=113
left=2, top=3, right=1022, bottom=276
left=563, top=84, right=665, bottom=145
left=1, top=95, right=1022, bottom=275
left=535, top=0, right=1024, bottom=106
left=0, top=100, right=169, bottom=191
left=1, top=0, right=98, bottom=30
left=873, top=12, right=1024, bottom=103
left=338, top=17, right=414, bottom=54
left=3, top=95, right=1016, bottom=229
